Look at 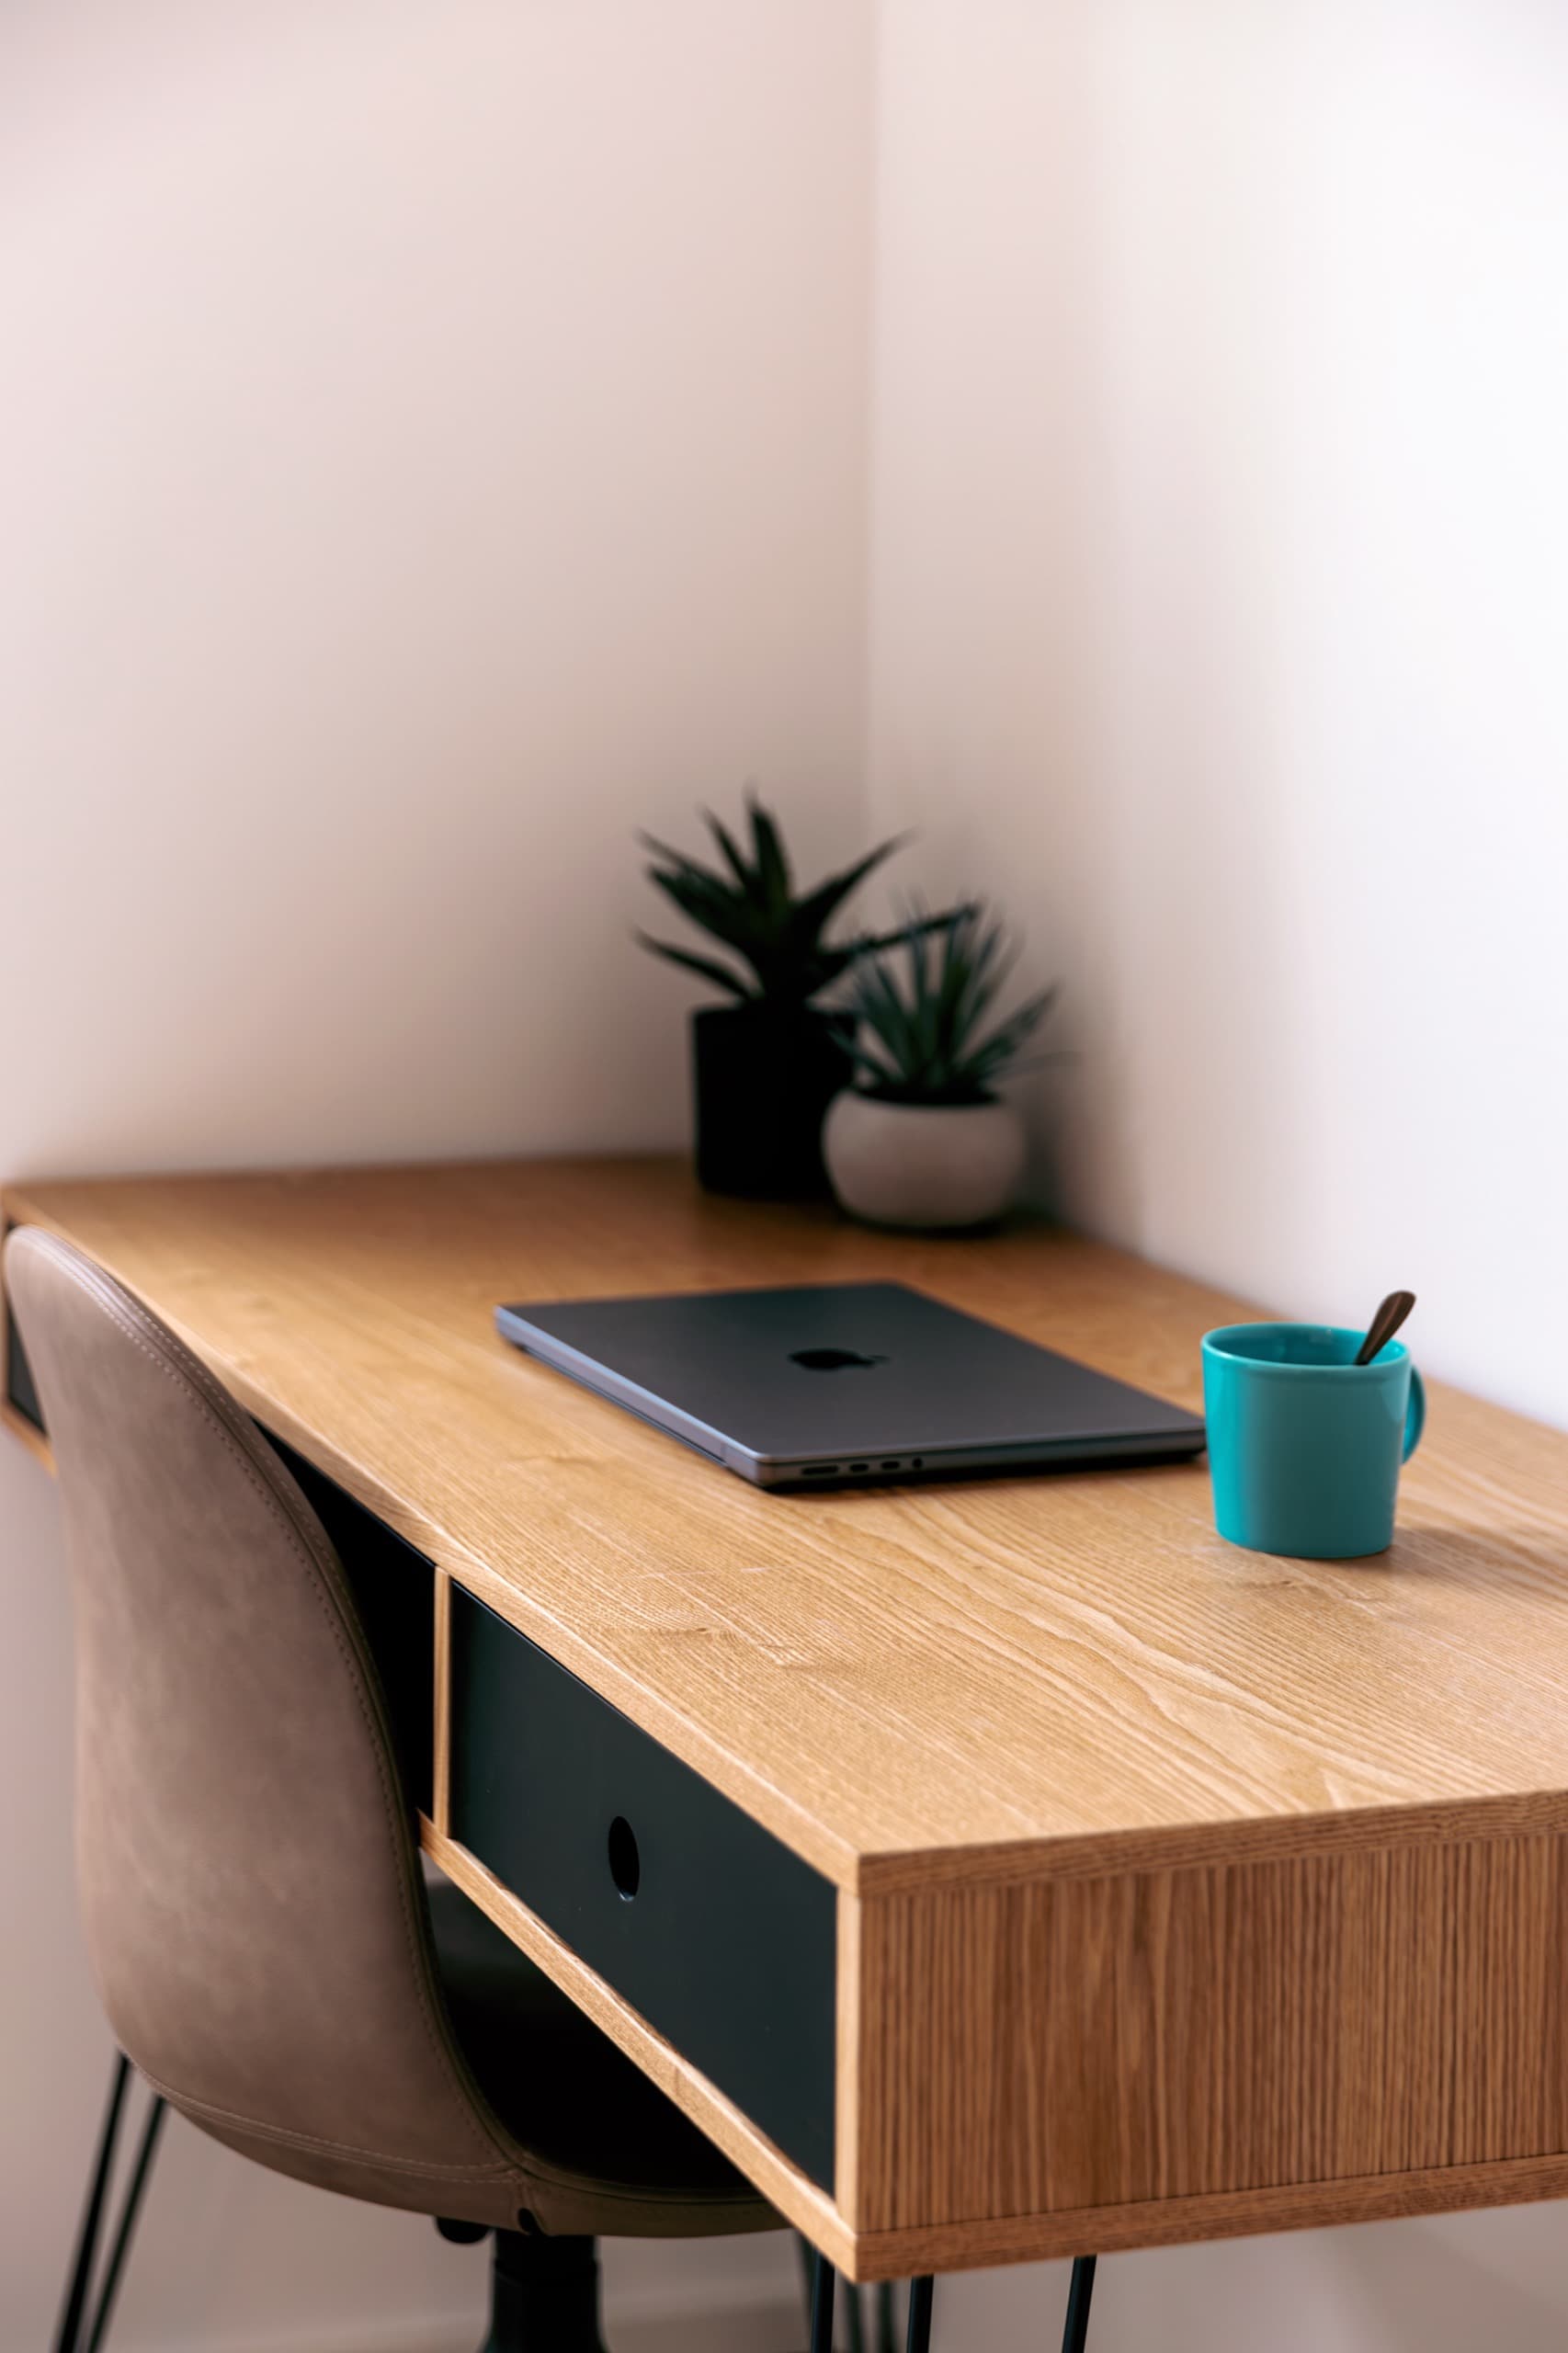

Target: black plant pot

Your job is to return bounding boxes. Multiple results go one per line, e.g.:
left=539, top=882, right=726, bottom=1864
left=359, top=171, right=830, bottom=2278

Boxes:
left=691, top=1004, right=852, bottom=1199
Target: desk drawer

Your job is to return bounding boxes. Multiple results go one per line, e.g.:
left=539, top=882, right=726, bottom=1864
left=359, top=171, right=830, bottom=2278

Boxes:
left=447, top=1588, right=838, bottom=2190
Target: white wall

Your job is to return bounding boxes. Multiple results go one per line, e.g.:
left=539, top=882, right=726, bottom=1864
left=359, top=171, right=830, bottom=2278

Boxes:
left=0, top=2, right=870, bottom=2346
left=868, top=1, right=1568, bottom=2345
left=868, top=0, right=1568, bottom=1428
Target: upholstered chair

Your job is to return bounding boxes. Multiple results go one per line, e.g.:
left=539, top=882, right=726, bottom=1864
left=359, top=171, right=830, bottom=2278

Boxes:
left=7, top=1227, right=782, bottom=2353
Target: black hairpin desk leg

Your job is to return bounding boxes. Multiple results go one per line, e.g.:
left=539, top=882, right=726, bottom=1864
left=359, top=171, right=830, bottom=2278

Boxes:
left=905, top=2273, right=935, bottom=2352
left=809, top=2250, right=836, bottom=2353
left=1062, top=2255, right=1097, bottom=2352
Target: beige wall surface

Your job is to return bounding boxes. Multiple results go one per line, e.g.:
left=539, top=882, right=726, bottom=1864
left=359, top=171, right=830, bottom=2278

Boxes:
left=1, top=0, right=872, bottom=1179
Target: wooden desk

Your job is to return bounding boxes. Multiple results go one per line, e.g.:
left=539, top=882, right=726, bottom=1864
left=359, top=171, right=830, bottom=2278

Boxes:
left=7, top=1157, right=1568, bottom=2282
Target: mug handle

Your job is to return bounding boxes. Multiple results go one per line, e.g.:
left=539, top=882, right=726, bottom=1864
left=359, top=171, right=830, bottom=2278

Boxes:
left=1403, top=1366, right=1426, bottom=1461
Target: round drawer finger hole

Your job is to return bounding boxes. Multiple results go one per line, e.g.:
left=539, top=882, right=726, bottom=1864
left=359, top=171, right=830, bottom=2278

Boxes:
left=607, top=1814, right=641, bottom=1901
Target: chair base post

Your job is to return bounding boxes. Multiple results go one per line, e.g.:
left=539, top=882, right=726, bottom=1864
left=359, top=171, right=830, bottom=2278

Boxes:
left=480, top=2230, right=605, bottom=2353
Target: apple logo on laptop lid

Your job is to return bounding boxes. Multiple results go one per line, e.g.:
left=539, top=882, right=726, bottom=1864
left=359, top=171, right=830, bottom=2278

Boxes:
left=789, top=1347, right=886, bottom=1372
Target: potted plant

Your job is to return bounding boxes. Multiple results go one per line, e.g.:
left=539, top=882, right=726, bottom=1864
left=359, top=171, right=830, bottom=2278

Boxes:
left=638, top=797, right=937, bottom=1198
left=824, top=904, right=1057, bottom=1229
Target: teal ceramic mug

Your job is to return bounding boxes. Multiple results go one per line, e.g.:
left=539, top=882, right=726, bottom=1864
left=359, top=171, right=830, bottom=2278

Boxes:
left=1201, top=1323, right=1425, bottom=1558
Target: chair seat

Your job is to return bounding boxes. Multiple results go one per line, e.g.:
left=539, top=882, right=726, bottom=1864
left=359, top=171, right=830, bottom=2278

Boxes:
left=427, top=1877, right=772, bottom=2211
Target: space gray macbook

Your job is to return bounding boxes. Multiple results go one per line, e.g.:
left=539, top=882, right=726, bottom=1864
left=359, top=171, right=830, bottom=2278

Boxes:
left=494, top=1281, right=1205, bottom=1491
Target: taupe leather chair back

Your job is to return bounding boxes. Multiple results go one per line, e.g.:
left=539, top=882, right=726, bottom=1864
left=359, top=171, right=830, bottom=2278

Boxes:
left=6, top=1226, right=532, bottom=2225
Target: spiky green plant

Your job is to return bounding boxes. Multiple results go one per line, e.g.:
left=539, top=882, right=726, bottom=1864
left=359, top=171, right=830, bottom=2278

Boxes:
left=638, top=795, right=941, bottom=1007
left=842, top=903, right=1056, bottom=1106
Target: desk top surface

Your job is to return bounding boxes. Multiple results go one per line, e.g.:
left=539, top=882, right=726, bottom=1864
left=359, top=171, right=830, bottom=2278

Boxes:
left=8, top=1155, right=1568, bottom=1893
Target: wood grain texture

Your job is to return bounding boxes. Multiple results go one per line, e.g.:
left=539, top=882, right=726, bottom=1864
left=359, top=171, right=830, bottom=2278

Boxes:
left=835, top=1891, right=865, bottom=2227
left=421, top=1819, right=852, bottom=2268
left=7, top=1156, right=1568, bottom=1899
left=844, top=2149, right=1568, bottom=2276
left=431, top=1570, right=452, bottom=1840
left=848, top=1833, right=1568, bottom=2235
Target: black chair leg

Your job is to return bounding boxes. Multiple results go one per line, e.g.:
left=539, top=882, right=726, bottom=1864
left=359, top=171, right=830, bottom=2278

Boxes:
left=809, top=2247, right=835, bottom=2353
left=54, top=2055, right=168, bottom=2353
left=83, top=2095, right=166, bottom=2353
left=1061, top=2255, right=1097, bottom=2353
left=481, top=2230, right=605, bottom=2353
left=905, top=2273, right=935, bottom=2352
left=54, top=2053, right=131, bottom=2353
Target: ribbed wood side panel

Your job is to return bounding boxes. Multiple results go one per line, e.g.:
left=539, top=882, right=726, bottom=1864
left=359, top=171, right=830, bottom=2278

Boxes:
left=851, top=1834, right=1568, bottom=2232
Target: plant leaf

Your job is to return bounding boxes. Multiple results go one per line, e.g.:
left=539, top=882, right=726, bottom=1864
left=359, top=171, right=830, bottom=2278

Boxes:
left=788, top=835, right=909, bottom=949
left=844, top=901, right=973, bottom=964
left=637, top=832, right=733, bottom=894
left=643, top=866, right=756, bottom=949
left=838, top=904, right=1057, bottom=1099
left=961, top=987, right=1058, bottom=1086
left=701, top=808, right=755, bottom=891
left=747, top=794, right=792, bottom=915
left=635, top=934, right=754, bottom=997
left=638, top=799, right=929, bottom=1006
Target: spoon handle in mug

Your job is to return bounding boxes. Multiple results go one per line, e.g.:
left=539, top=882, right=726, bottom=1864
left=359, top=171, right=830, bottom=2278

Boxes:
left=1356, top=1290, right=1416, bottom=1367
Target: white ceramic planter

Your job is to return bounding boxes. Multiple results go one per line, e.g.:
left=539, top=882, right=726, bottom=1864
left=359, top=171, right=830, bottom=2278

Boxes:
left=823, top=1091, right=1026, bottom=1231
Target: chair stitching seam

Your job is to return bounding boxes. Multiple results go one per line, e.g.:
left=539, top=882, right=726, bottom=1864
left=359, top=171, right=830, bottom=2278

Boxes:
left=137, top=2070, right=525, bottom=2175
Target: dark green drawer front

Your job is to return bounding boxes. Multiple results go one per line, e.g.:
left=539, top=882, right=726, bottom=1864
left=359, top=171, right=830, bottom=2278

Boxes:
left=448, top=1587, right=837, bottom=2189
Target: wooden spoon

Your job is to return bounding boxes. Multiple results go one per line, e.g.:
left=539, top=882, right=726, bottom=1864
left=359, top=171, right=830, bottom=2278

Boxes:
left=1355, top=1290, right=1416, bottom=1367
